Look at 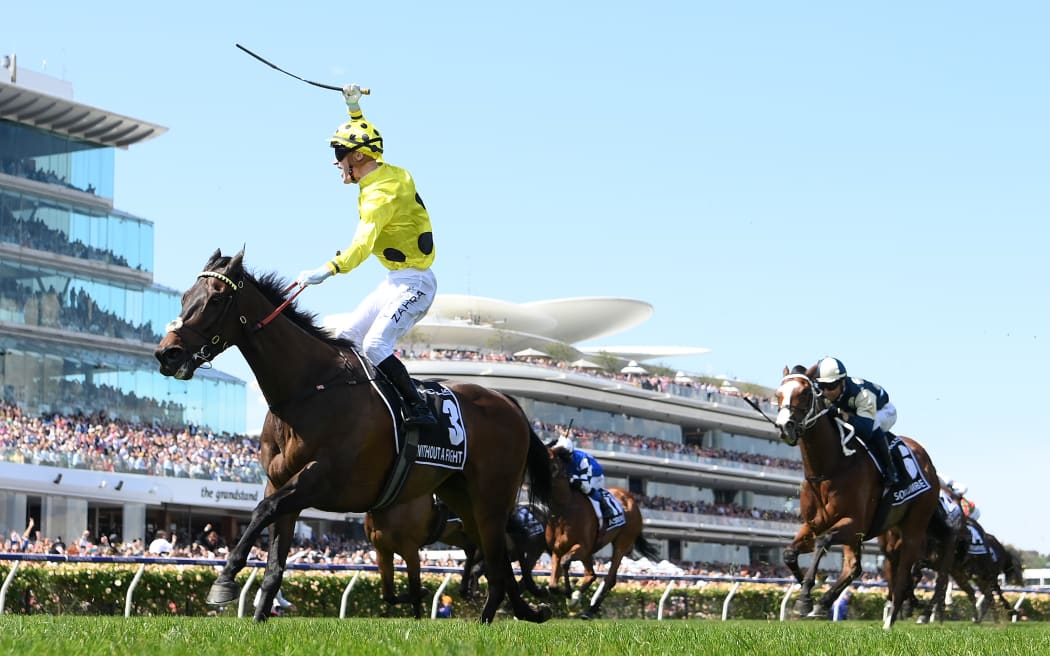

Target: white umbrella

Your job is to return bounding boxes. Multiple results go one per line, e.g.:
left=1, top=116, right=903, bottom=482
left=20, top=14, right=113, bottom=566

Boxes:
left=513, top=347, right=550, bottom=358
left=620, top=360, right=648, bottom=375
left=674, top=371, right=694, bottom=383
left=570, top=358, right=603, bottom=369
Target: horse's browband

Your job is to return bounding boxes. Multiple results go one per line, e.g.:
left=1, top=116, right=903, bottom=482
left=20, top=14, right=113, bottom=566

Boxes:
left=199, top=271, right=240, bottom=290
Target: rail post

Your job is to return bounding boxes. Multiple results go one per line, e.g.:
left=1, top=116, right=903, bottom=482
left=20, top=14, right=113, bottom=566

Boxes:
left=123, top=563, right=146, bottom=617
left=657, top=580, right=676, bottom=620
left=0, top=561, right=20, bottom=614
left=237, top=568, right=260, bottom=618
left=339, top=571, right=362, bottom=619
left=721, top=581, right=741, bottom=621
left=429, top=573, right=454, bottom=619
left=779, top=583, right=800, bottom=621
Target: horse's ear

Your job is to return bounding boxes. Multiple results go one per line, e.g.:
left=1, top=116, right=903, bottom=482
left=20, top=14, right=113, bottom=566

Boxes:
left=205, top=248, right=223, bottom=269
left=228, top=247, right=245, bottom=274
left=782, top=365, right=789, bottom=377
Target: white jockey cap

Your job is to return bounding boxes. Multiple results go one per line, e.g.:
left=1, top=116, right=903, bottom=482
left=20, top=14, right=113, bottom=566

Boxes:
left=554, top=435, right=574, bottom=453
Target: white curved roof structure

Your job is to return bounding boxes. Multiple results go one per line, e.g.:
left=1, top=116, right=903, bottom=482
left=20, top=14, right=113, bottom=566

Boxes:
left=326, top=294, right=709, bottom=364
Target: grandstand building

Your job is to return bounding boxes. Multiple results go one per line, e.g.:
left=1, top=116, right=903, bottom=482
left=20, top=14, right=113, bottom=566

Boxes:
left=1, top=62, right=248, bottom=543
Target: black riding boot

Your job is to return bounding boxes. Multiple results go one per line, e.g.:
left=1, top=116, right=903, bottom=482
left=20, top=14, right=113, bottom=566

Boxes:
left=377, top=355, right=436, bottom=427
left=868, top=429, right=900, bottom=487
left=595, top=492, right=616, bottom=522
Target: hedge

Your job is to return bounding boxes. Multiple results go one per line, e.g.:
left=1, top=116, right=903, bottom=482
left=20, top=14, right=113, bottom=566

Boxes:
left=1, top=563, right=1046, bottom=622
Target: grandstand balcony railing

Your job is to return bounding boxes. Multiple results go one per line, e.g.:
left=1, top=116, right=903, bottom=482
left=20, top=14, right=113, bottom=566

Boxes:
left=0, top=447, right=264, bottom=484
left=583, top=438, right=802, bottom=478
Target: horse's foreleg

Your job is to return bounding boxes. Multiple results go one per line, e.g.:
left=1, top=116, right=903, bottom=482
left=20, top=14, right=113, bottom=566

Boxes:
left=886, top=537, right=925, bottom=630
left=952, top=575, right=980, bottom=622
left=814, top=540, right=862, bottom=619
left=253, top=513, right=295, bottom=622
left=208, top=465, right=323, bottom=606
left=404, top=550, right=424, bottom=620
left=784, top=524, right=817, bottom=585
left=520, top=546, right=544, bottom=597
left=584, top=544, right=625, bottom=618
left=375, top=548, right=399, bottom=614
left=795, top=533, right=832, bottom=618
left=920, top=548, right=957, bottom=625
left=207, top=486, right=288, bottom=606
left=992, top=583, right=1015, bottom=622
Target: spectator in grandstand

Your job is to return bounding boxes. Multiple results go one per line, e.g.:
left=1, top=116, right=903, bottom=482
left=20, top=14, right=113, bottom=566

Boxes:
left=147, top=530, right=175, bottom=556
left=814, top=356, right=900, bottom=486
left=295, top=83, right=436, bottom=427
left=553, top=432, right=618, bottom=522
left=6, top=518, right=34, bottom=553
left=50, top=536, right=66, bottom=555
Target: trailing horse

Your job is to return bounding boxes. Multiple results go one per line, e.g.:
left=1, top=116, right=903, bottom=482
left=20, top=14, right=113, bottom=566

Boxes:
left=951, top=520, right=1024, bottom=622
left=773, top=365, right=941, bottom=629
left=155, top=249, right=552, bottom=624
left=545, top=445, right=659, bottom=619
left=366, top=494, right=473, bottom=618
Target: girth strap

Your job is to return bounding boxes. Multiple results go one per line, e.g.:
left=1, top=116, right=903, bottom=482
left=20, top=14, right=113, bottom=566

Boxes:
left=369, top=427, right=420, bottom=511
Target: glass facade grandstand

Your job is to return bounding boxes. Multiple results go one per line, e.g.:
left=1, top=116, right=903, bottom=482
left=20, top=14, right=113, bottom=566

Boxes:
left=0, top=104, right=245, bottom=433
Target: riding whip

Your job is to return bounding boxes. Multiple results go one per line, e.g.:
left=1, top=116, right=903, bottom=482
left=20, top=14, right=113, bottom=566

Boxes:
left=235, top=44, right=371, bottom=94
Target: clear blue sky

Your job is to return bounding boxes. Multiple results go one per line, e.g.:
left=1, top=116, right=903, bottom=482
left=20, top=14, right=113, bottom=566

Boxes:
left=7, top=2, right=1049, bottom=554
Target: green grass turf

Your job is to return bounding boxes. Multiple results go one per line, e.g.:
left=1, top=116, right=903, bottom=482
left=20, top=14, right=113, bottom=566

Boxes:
left=2, top=617, right=1048, bottom=656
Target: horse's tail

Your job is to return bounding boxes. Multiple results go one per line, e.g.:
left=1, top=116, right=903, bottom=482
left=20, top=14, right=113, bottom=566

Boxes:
left=502, top=393, right=553, bottom=507
left=526, top=426, right=553, bottom=507
left=633, top=534, right=660, bottom=561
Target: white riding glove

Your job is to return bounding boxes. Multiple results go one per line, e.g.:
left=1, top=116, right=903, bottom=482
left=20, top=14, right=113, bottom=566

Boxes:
left=343, top=84, right=363, bottom=112
left=296, top=265, right=334, bottom=287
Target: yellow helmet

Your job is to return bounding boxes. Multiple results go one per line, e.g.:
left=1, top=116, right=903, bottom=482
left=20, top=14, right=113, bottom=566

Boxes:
left=331, top=118, right=383, bottom=161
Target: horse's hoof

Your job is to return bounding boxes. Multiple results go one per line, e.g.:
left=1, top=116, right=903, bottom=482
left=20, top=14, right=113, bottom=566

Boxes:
left=804, top=608, right=827, bottom=620
left=916, top=614, right=931, bottom=625
left=206, top=580, right=239, bottom=606
left=535, top=604, right=553, bottom=623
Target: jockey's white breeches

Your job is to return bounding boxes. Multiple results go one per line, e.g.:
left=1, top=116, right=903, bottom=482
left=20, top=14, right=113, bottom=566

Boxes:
left=328, top=267, right=436, bottom=364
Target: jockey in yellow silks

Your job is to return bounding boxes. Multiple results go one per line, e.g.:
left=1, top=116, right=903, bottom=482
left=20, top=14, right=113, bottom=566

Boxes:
left=296, top=84, right=436, bottom=426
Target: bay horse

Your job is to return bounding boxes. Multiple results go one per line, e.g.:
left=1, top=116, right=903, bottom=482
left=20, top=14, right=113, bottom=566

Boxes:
left=952, top=521, right=1024, bottom=623
left=154, top=249, right=552, bottom=624
left=774, top=365, right=940, bottom=629
left=365, top=494, right=474, bottom=618
left=545, top=446, right=659, bottom=618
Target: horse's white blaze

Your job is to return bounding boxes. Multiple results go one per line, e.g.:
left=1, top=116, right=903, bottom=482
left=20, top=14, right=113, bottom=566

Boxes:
left=775, top=384, right=796, bottom=427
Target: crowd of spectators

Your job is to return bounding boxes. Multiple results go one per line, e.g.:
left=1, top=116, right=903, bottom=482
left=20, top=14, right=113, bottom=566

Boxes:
left=0, top=401, right=261, bottom=483
left=1, top=157, right=98, bottom=196
left=0, top=277, right=158, bottom=341
left=406, top=348, right=778, bottom=413
left=0, top=204, right=135, bottom=269
left=534, top=420, right=803, bottom=473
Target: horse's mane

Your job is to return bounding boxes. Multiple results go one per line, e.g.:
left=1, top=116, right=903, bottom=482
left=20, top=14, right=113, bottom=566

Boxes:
left=208, top=252, right=356, bottom=352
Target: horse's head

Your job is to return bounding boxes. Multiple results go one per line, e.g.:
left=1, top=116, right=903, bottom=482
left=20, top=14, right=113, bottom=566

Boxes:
left=1001, top=546, right=1025, bottom=586
left=155, top=248, right=248, bottom=380
left=546, top=446, right=575, bottom=507
left=774, top=364, right=825, bottom=446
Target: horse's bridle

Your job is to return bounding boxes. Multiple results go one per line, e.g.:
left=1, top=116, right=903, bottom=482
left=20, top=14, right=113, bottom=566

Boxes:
left=164, top=271, right=247, bottom=369
left=777, top=373, right=832, bottom=446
